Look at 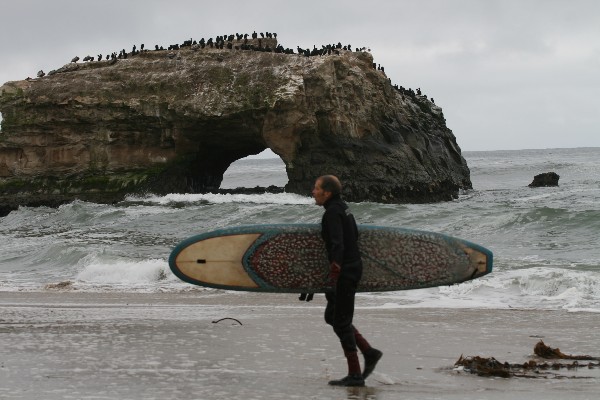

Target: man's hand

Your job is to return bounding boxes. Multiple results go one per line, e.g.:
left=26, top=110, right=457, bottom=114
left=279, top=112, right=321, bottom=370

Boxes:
left=299, top=293, right=314, bottom=302
left=328, top=262, right=341, bottom=284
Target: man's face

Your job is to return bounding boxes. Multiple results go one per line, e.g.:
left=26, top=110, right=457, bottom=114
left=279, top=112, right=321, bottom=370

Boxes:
left=312, top=178, right=331, bottom=206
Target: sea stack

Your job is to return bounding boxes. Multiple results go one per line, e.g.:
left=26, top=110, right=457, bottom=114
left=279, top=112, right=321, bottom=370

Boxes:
left=0, top=36, right=472, bottom=215
left=529, top=172, right=560, bottom=187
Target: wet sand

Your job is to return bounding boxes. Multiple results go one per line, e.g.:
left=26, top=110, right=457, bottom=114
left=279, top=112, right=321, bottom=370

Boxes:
left=1, top=291, right=599, bottom=400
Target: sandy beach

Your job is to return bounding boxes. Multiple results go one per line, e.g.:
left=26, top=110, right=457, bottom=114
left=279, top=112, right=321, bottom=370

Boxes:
left=0, top=291, right=598, bottom=400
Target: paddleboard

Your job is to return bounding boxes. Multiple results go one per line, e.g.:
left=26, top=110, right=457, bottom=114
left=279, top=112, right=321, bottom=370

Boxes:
left=168, top=224, right=493, bottom=293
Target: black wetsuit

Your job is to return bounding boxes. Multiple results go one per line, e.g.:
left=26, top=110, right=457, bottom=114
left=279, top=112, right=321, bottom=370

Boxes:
left=321, top=194, right=363, bottom=352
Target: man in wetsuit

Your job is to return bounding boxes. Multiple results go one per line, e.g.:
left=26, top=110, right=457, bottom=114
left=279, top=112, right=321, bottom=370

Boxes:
left=311, top=175, right=383, bottom=387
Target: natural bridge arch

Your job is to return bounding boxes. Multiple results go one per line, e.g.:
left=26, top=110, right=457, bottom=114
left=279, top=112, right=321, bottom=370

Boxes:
left=220, top=150, right=287, bottom=190
left=1, top=42, right=472, bottom=215
left=147, top=112, right=298, bottom=194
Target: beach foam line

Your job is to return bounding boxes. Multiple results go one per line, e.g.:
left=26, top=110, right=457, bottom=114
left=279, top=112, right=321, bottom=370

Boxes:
left=74, top=255, right=181, bottom=288
left=125, top=192, right=314, bottom=206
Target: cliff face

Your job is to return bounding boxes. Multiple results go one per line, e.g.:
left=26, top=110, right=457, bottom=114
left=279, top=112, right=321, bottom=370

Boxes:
left=0, top=40, right=471, bottom=215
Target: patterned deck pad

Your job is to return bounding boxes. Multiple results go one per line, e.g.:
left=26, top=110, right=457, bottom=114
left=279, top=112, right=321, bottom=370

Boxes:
left=247, top=226, right=473, bottom=292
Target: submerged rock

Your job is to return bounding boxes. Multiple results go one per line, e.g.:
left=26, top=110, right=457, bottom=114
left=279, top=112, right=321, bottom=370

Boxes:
left=214, top=186, right=284, bottom=195
left=529, top=172, right=560, bottom=187
left=0, top=37, right=472, bottom=215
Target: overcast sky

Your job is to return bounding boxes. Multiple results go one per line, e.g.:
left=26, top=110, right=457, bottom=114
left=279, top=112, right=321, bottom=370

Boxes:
left=1, top=0, right=598, bottom=152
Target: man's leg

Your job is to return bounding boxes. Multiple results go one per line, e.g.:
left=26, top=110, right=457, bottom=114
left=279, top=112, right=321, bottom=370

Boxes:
left=354, top=327, right=383, bottom=379
left=328, top=277, right=364, bottom=386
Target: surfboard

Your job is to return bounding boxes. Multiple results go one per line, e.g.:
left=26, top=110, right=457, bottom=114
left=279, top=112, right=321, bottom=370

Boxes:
left=168, top=224, right=493, bottom=293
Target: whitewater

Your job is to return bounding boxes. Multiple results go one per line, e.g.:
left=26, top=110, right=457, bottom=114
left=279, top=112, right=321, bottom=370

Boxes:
left=1, top=147, right=599, bottom=312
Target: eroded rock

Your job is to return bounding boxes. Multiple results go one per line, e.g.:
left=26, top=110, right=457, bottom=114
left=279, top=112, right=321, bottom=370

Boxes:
left=529, top=172, right=560, bottom=187
left=0, top=39, right=472, bottom=215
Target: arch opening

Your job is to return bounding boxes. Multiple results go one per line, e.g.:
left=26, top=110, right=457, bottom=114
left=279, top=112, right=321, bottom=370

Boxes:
left=220, top=149, right=288, bottom=190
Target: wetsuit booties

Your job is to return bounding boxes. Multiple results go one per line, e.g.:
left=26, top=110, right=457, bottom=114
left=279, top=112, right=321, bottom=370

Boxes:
left=328, top=350, right=365, bottom=387
left=362, top=348, right=383, bottom=379
left=354, top=328, right=383, bottom=379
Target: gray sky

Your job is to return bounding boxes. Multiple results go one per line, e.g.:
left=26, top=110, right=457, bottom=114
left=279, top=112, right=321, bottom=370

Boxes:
left=1, top=0, right=599, bottom=151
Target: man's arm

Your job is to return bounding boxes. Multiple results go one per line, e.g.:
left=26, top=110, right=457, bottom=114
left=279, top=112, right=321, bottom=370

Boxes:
left=324, top=210, right=345, bottom=265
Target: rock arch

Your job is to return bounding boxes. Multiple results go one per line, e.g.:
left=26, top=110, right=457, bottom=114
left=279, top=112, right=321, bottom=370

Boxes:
left=0, top=43, right=471, bottom=214
left=220, top=150, right=286, bottom=190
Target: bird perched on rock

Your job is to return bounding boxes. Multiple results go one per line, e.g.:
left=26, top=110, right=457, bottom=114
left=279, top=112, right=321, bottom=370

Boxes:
left=37, top=70, right=45, bottom=78
left=71, top=56, right=80, bottom=63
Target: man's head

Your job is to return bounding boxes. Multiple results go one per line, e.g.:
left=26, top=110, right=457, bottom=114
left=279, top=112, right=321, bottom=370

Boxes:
left=312, top=175, right=342, bottom=206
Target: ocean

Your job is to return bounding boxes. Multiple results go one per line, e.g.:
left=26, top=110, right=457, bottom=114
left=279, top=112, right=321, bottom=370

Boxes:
left=1, top=147, right=599, bottom=313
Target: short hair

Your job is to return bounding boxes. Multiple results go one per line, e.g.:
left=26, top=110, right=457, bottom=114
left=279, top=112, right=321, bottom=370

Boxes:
left=318, top=175, right=342, bottom=196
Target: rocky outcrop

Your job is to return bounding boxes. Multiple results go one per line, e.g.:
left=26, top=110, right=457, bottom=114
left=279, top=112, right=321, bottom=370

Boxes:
left=0, top=38, right=471, bottom=215
left=529, top=172, right=560, bottom=187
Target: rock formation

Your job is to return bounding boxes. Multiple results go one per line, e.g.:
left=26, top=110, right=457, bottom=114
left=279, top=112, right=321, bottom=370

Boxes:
left=0, top=38, right=472, bottom=216
left=529, top=172, right=560, bottom=187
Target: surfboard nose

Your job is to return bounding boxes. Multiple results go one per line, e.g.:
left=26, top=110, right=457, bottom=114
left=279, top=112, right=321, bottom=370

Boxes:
left=462, top=245, right=493, bottom=279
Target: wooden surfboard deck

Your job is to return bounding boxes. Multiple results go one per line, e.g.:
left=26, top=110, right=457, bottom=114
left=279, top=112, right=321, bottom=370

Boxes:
left=168, top=224, right=493, bottom=293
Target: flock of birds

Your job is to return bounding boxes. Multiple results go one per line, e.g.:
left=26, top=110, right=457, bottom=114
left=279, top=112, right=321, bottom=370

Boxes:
left=34, top=31, right=436, bottom=105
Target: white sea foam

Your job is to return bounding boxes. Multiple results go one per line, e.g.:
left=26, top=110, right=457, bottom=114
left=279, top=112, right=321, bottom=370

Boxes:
left=358, top=264, right=600, bottom=312
left=126, top=192, right=314, bottom=206
left=1, top=148, right=600, bottom=312
left=74, top=255, right=186, bottom=291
